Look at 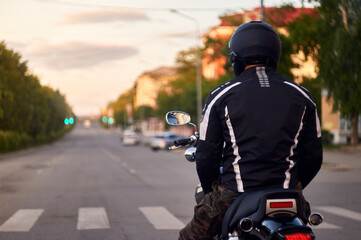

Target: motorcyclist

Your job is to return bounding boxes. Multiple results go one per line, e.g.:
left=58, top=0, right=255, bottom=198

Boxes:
left=179, top=21, right=323, bottom=240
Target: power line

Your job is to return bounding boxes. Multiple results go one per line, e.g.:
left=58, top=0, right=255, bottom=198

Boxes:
left=32, top=0, right=240, bottom=12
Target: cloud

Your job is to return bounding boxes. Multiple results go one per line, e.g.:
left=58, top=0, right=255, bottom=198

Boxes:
left=30, top=42, right=138, bottom=70
left=157, top=31, right=197, bottom=39
left=62, top=9, right=149, bottom=24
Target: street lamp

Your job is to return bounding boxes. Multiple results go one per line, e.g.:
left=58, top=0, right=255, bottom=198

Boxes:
left=170, top=9, right=203, bottom=128
left=260, top=0, right=265, bottom=21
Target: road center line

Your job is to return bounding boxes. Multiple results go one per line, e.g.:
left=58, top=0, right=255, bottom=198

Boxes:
left=102, top=148, right=120, bottom=161
left=139, top=206, right=185, bottom=230
left=77, top=207, right=110, bottom=230
left=315, top=206, right=361, bottom=221
left=0, top=209, right=44, bottom=232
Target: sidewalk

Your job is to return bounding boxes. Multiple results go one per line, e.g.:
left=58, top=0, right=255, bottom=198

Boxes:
left=323, top=146, right=361, bottom=169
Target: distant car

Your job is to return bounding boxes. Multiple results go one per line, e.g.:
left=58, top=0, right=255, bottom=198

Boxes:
left=150, top=133, right=182, bottom=151
left=83, top=119, right=91, bottom=128
left=122, top=131, right=140, bottom=146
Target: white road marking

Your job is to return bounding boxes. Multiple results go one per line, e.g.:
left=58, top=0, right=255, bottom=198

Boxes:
left=315, top=206, right=361, bottom=221
left=311, top=222, right=341, bottom=229
left=77, top=207, right=110, bottom=230
left=102, top=148, right=120, bottom=161
left=0, top=209, right=44, bottom=232
left=139, top=206, right=185, bottom=230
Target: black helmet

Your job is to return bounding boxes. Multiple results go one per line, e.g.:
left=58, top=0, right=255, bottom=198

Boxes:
left=229, top=21, right=281, bottom=76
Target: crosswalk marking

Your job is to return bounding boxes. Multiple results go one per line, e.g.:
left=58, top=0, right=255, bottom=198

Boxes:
left=77, top=207, right=110, bottom=230
left=139, top=206, right=185, bottom=230
left=0, top=209, right=44, bottom=232
left=0, top=205, right=360, bottom=233
left=315, top=206, right=361, bottom=222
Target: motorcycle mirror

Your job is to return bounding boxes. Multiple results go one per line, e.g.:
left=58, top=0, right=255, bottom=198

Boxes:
left=166, top=111, right=191, bottom=126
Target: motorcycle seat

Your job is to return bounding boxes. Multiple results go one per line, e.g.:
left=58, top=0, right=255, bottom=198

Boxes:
left=221, top=188, right=306, bottom=238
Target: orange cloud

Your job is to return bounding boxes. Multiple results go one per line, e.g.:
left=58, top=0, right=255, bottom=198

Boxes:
left=62, top=9, right=149, bottom=24
left=30, top=42, right=138, bottom=69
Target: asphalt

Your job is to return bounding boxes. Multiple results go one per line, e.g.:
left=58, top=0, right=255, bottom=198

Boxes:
left=323, top=147, right=361, bottom=169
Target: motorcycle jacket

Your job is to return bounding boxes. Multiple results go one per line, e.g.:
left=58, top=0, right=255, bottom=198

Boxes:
left=196, top=66, right=323, bottom=194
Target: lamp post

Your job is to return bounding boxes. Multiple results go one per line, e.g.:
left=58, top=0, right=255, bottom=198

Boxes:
left=260, top=0, right=265, bottom=21
left=170, top=9, right=202, bottom=128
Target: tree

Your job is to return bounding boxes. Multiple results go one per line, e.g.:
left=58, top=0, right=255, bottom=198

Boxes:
left=155, top=47, right=219, bottom=123
left=290, top=0, right=361, bottom=145
left=0, top=41, right=72, bottom=151
left=108, top=88, right=135, bottom=127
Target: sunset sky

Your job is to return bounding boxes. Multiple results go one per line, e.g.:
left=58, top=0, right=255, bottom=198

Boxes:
left=0, top=0, right=315, bottom=116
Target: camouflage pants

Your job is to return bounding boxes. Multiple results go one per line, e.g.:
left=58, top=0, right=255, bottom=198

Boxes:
left=179, top=182, right=311, bottom=240
left=179, top=183, right=240, bottom=240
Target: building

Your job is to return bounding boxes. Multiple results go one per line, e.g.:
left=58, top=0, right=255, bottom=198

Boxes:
left=134, top=66, right=178, bottom=109
left=133, top=66, right=178, bottom=135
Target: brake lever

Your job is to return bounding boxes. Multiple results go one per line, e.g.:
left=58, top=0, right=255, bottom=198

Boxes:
left=169, top=145, right=181, bottom=150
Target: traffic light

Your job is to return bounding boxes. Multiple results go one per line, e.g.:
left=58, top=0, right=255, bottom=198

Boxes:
left=64, top=117, right=75, bottom=125
left=102, top=116, right=108, bottom=123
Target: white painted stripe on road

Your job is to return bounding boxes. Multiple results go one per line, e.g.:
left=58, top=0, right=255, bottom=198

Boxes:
left=0, top=209, right=44, bottom=232
left=316, top=206, right=361, bottom=221
left=77, top=207, right=110, bottom=230
left=139, top=206, right=185, bottom=230
left=102, top=148, right=119, bottom=161
left=311, top=222, right=341, bottom=229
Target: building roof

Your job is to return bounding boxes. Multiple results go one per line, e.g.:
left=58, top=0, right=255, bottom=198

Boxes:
left=142, top=66, right=177, bottom=79
left=218, top=7, right=319, bottom=27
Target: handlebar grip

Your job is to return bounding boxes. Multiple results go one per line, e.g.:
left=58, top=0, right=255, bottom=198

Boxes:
left=174, top=138, right=192, bottom=146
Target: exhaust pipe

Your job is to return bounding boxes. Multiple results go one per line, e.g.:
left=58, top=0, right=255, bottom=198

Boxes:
left=308, top=213, right=323, bottom=226
left=239, top=218, right=253, bottom=232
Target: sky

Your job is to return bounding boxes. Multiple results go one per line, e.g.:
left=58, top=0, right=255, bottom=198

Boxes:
left=0, top=0, right=315, bottom=116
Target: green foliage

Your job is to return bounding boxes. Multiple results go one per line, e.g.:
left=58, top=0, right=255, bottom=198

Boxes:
left=321, top=130, right=334, bottom=145
left=135, top=106, right=156, bottom=120
left=299, top=77, right=322, bottom=120
left=278, top=33, right=296, bottom=80
left=290, top=0, right=361, bottom=144
left=156, top=69, right=198, bottom=121
left=218, top=13, right=244, bottom=27
left=155, top=47, right=220, bottom=122
left=0, top=41, right=73, bottom=153
left=107, top=88, right=135, bottom=127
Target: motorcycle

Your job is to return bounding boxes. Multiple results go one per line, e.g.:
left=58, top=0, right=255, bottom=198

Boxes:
left=165, top=111, right=323, bottom=240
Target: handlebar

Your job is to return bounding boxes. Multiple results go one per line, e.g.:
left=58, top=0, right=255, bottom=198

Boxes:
left=174, top=135, right=198, bottom=147
left=174, top=138, right=192, bottom=146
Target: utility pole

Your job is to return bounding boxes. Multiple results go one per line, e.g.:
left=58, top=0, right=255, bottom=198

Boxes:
left=261, top=0, right=265, bottom=21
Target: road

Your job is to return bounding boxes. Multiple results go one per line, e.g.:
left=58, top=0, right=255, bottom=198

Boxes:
left=0, top=123, right=360, bottom=240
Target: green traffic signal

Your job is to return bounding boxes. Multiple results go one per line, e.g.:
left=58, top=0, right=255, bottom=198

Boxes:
left=69, top=117, right=74, bottom=125
left=102, top=116, right=108, bottom=123
left=64, top=118, right=69, bottom=125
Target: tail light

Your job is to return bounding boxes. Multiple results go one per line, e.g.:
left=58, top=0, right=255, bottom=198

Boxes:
left=284, top=233, right=313, bottom=240
left=270, top=201, right=293, bottom=208
left=266, top=199, right=297, bottom=216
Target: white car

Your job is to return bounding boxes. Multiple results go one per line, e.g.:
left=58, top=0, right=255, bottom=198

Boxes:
left=150, top=133, right=182, bottom=151
left=83, top=119, right=91, bottom=128
left=122, top=131, right=140, bottom=146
